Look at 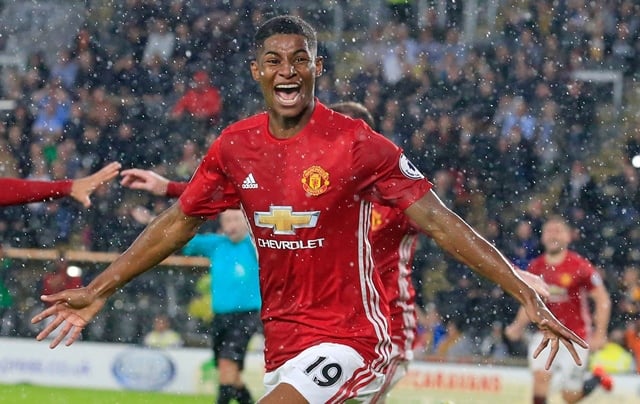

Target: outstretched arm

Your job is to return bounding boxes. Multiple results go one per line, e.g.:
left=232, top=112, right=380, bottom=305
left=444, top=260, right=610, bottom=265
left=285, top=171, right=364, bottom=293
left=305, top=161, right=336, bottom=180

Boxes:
left=404, top=190, right=588, bottom=369
left=0, top=162, right=120, bottom=207
left=31, top=203, right=206, bottom=348
left=120, top=168, right=188, bottom=198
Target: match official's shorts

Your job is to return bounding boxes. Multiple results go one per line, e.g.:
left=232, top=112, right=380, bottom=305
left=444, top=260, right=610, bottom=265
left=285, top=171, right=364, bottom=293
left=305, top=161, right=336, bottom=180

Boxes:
left=263, top=342, right=385, bottom=403
left=211, top=310, right=261, bottom=370
left=528, top=331, right=590, bottom=392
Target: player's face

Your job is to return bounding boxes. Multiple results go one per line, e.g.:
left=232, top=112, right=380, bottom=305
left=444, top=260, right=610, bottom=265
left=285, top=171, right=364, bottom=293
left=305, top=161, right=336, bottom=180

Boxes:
left=250, top=33, right=322, bottom=121
left=541, top=221, right=571, bottom=255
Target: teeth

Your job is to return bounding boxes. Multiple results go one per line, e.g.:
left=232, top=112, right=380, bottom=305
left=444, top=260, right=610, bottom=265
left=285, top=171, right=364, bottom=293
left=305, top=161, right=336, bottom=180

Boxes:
left=276, top=84, right=299, bottom=89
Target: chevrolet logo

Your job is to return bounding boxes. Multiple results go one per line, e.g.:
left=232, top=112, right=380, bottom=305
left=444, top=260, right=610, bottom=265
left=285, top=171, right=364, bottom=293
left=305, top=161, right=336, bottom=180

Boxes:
left=254, top=206, right=320, bottom=235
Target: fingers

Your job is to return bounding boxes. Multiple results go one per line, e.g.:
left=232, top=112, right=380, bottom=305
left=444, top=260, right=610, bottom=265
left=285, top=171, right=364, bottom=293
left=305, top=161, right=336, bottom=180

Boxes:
left=36, top=312, right=65, bottom=342
left=49, top=321, right=73, bottom=348
left=66, top=326, right=83, bottom=346
left=95, top=162, right=121, bottom=183
left=31, top=303, right=61, bottom=324
left=561, top=338, right=583, bottom=366
left=120, top=172, right=147, bottom=189
left=544, top=338, right=560, bottom=370
left=532, top=336, right=549, bottom=359
left=120, top=168, right=145, bottom=177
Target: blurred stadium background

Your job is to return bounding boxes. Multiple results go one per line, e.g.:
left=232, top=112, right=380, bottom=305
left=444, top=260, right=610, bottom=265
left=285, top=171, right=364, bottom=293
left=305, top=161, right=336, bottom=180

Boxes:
left=1, top=0, right=640, bottom=402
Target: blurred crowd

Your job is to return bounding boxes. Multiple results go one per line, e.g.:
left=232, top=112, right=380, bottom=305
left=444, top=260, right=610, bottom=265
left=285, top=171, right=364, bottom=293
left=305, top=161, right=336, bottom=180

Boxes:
left=1, top=0, right=640, bottom=370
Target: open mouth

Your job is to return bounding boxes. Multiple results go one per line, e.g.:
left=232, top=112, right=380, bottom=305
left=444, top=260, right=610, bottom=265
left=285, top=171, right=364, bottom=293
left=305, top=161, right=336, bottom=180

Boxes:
left=274, top=83, right=301, bottom=106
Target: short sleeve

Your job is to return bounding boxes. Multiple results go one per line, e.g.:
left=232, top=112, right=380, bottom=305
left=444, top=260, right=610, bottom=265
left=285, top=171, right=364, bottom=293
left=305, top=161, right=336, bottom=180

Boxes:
left=179, top=139, right=240, bottom=218
left=352, top=124, right=432, bottom=210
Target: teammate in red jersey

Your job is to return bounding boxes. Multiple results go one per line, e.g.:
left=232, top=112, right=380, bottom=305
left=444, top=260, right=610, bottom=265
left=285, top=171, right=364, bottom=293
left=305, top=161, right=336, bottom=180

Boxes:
left=0, top=162, right=121, bottom=208
left=505, top=215, right=612, bottom=404
left=33, top=16, right=586, bottom=403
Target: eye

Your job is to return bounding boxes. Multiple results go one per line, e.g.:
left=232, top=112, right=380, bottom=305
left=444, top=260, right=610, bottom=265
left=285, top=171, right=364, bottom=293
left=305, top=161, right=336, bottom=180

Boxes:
left=294, top=57, right=309, bottom=64
left=265, top=58, right=279, bottom=66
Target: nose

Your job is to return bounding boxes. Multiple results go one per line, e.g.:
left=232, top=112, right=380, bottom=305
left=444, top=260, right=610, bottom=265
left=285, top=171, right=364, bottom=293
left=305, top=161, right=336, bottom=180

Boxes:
left=280, top=61, right=296, bottom=76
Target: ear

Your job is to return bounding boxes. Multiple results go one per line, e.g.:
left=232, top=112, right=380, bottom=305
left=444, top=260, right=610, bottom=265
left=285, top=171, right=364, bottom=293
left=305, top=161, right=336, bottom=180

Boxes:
left=315, top=56, right=324, bottom=77
left=250, top=60, right=261, bottom=81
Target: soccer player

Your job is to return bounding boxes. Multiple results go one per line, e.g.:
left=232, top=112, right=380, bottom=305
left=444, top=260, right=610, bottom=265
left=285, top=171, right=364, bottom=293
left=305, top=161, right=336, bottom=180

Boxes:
left=0, top=162, right=121, bottom=208
left=505, top=215, right=612, bottom=404
left=32, top=16, right=586, bottom=403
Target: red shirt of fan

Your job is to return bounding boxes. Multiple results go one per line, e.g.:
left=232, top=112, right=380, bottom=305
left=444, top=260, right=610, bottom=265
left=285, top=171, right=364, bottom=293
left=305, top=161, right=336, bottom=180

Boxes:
left=370, top=204, right=419, bottom=360
left=527, top=250, right=601, bottom=340
left=180, top=101, right=432, bottom=372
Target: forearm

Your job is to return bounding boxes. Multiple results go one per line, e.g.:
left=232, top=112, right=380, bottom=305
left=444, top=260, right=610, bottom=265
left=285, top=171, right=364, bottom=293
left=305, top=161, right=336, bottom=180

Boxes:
left=592, top=291, right=612, bottom=339
left=87, top=204, right=204, bottom=299
left=0, top=178, right=72, bottom=206
left=405, top=192, right=538, bottom=306
left=512, top=306, right=530, bottom=329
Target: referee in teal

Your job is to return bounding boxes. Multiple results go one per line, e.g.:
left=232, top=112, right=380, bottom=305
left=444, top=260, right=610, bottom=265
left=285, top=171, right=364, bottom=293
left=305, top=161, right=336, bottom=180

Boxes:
left=183, top=209, right=261, bottom=404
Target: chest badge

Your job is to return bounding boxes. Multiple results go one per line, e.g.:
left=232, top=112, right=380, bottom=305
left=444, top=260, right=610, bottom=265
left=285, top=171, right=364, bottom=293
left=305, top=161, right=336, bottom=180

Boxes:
left=301, top=165, right=330, bottom=196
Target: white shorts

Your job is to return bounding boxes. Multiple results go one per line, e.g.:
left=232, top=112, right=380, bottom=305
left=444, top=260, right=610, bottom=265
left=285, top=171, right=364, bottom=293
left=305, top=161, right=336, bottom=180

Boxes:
left=528, top=332, right=590, bottom=392
left=263, top=342, right=385, bottom=403
left=370, top=343, right=409, bottom=403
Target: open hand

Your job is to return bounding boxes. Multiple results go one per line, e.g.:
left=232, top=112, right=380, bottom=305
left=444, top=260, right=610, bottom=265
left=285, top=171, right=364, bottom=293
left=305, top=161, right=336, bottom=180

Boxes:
left=120, top=168, right=170, bottom=196
left=31, top=287, right=106, bottom=348
left=70, top=162, right=121, bottom=208
left=525, top=297, right=588, bottom=369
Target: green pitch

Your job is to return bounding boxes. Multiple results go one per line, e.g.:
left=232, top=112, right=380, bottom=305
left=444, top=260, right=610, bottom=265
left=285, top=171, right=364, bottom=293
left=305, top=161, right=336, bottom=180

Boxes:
left=0, top=384, right=212, bottom=404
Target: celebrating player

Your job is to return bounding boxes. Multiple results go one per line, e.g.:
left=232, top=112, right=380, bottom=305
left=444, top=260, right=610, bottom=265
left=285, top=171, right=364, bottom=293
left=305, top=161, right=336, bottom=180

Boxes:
left=33, top=16, right=586, bottom=403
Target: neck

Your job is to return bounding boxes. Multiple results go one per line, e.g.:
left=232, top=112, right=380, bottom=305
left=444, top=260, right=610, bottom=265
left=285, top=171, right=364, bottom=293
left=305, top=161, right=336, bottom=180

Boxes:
left=545, top=249, right=567, bottom=265
left=268, top=101, right=315, bottom=139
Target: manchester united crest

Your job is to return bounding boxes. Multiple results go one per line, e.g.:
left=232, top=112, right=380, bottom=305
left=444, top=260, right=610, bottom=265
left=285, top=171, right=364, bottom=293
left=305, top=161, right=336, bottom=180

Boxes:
left=301, top=165, right=330, bottom=196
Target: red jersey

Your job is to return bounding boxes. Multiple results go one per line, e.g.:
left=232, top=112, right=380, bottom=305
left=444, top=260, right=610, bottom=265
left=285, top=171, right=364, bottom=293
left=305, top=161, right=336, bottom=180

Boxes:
left=0, top=178, right=72, bottom=207
left=527, top=250, right=602, bottom=340
left=172, top=87, right=222, bottom=120
left=179, top=101, right=432, bottom=372
left=370, top=204, right=418, bottom=360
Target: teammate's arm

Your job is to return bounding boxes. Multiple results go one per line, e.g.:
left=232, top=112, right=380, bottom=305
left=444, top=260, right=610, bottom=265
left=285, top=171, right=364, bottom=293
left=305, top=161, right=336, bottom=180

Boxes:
left=120, top=168, right=188, bottom=198
left=517, top=270, right=550, bottom=300
left=404, top=189, right=588, bottom=368
left=31, top=203, right=206, bottom=348
left=504, top=306, right=530, bottom=342
left=0, top=162, right=120, bottom=207
left=589, top=282, right=611, bottom=352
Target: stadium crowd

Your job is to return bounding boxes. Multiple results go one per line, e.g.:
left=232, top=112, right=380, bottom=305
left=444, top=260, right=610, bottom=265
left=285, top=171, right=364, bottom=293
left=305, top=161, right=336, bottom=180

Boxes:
left=1, top=0, right=640, bottom=370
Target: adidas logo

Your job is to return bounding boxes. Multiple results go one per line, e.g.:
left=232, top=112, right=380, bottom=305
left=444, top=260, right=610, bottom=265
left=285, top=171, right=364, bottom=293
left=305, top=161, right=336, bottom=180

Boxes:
left=241, top=173, right=259, bottom=189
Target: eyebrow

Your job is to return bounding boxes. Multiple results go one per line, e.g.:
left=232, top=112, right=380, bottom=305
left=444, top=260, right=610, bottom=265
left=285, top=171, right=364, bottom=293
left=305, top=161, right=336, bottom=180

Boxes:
left=261, top=48, right=310, bottom=58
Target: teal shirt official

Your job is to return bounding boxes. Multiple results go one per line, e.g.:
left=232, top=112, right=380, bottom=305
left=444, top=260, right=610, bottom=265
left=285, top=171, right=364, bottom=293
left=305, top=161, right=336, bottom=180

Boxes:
left=183, top=233, right=261, bottom=314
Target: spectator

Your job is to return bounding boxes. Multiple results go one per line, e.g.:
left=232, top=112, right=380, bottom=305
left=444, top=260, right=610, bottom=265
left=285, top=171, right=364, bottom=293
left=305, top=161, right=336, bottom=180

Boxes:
left=41, top=260, right=83, bottom=304
left=49, top=49, right=78, bottom=91
left=143, top=314, right=184, bottom=349
left=170, top=70, right=222, bottom=129
left=142, top=18, right=175, bottom=65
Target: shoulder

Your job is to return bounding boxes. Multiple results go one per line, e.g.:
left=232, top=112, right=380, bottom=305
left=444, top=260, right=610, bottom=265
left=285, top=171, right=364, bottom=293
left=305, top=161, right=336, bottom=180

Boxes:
left=220, top=113, right=267, bottom=138
left=566, top=251, right=593, bottom=268
left=319, top=104, right=378, bottom=140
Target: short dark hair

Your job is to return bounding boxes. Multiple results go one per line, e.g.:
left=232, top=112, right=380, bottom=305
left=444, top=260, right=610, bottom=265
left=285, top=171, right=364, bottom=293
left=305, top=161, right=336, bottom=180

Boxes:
left=329, top=102, right=375, bottom=128
left=254, top=15, right=317, bottom=55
